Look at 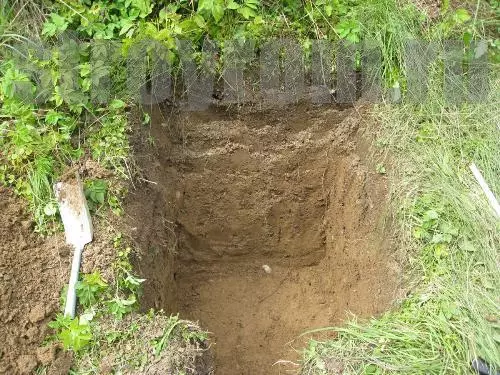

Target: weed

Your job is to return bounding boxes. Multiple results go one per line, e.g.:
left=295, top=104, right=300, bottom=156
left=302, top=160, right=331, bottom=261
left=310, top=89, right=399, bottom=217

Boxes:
left=48, top=314, right=93, bottom=352
left=48, top=234, right=146, bottom=354
left=84, top=179, right=108, bottom=212
left=76, top=271, right=109, bottom=309
left=152, top=315, right=184, bottom=356
left=107, top=295, right=137, bottom=320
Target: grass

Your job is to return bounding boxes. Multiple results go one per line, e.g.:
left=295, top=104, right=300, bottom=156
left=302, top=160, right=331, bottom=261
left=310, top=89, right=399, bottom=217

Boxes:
left=301, top=71, right=499, bottom=374
left=299, top=1, right=500, bottom=373
left=68, top=312, right=209, bottom=374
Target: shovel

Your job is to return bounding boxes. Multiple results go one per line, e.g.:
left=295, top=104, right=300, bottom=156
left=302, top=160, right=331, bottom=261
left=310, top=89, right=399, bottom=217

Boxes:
left=54, top=172, right=93, bottom=318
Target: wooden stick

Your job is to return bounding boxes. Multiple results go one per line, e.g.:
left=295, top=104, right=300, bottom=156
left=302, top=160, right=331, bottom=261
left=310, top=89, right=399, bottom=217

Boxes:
left=470, top=163, right=500, bottom=218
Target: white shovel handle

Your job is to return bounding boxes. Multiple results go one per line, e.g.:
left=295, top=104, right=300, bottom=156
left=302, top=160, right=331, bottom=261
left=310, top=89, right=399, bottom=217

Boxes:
left=64, top=246, right=83, bottom=318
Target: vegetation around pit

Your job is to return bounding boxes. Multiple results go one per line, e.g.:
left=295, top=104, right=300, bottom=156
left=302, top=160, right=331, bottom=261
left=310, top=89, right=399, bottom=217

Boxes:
left=1, top=0, right=499, bottom=374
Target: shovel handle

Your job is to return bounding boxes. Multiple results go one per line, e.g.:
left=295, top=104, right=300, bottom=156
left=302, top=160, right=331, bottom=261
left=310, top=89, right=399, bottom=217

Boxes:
left=64, top=246, right=83, bottom=319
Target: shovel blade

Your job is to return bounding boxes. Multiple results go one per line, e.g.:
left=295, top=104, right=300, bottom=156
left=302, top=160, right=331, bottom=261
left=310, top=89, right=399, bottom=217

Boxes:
left=54, top=172, right=93, bottom=250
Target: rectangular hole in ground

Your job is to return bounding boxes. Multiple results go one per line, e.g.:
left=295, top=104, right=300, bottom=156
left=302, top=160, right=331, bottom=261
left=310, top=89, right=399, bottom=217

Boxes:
left=128, top=104, right=401, bottom=375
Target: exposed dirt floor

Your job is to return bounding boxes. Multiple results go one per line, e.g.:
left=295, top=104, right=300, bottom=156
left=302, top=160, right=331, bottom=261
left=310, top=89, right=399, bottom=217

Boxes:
left=130, top=103, right=402, bottom=375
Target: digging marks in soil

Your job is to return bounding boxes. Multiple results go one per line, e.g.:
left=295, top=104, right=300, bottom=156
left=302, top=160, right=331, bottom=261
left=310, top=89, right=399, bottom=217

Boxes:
left=130, top=104, right=400, bottom=375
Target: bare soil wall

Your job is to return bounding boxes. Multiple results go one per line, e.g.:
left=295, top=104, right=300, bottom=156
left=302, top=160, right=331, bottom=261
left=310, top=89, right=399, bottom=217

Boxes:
left=130, top=104, right=401, bottom=375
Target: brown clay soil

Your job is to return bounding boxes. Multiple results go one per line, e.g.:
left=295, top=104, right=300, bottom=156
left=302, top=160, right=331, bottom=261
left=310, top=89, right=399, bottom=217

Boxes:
left=0, top=187, right=71, bottom=375
left=129, top=103, right=401, bottom=375
left=0, top=103, right=401, bottom=375
left=0, top=187, right=118, bottom=375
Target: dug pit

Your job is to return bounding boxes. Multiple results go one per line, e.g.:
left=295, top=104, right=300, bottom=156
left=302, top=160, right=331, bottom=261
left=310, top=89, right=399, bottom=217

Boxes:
left=127, top=104, right=400, bottom=375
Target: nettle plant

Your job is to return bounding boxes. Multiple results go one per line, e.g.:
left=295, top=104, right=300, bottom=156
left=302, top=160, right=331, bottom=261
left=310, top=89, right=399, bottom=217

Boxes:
left=0, top=40, right=132, bottom=231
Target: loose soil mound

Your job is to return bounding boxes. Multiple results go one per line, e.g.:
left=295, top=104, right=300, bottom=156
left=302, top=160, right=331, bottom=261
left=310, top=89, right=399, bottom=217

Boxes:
left=130, top=104, right=401, bottom=375
left=0, top=188, right=120, bottom=374
left=0, top=188, right=71, bottom=374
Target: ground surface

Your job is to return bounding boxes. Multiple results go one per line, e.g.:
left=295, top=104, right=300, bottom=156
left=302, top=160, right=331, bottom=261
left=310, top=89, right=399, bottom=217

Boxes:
left=0, top=188, right=72, bottom=374
left=0, top=187, right=120, bottom=374
left=132, top=104, right=401, bottom=375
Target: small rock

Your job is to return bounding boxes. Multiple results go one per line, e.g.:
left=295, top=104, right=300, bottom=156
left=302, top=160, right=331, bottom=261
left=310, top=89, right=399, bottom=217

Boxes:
left=16, top=354, right=38, bottom=374
left=262, top=264, right=272, bottom=274
left=29, top=304, right=46, bottom=323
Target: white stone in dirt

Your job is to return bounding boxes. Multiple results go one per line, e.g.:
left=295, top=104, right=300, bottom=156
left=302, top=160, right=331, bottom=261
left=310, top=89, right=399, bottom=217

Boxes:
left=262, top=265, right=272, bottom=274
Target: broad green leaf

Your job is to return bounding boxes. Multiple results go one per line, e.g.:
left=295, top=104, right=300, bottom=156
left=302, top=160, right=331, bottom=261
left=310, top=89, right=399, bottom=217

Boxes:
left=238, top=6, right=256, bottom=19
left=95, top=191, right=105, bottom=204
left=227, top=0, right=240, bottom=9
left=79, top=63, right=91, bottom=78
left=454, top=8, right=471, bottom=23
left=119, top=20, right=135, bottom=36
left=212, top=2, right=225, bottom=22
left=245, top=0, right=260, bottom=9
left=45, top=110, right=63, bottom=125
left=51, top=13, right=68, bottom=29
left=58, top=319, right=92, bottom=351
left=194, top=14, right=207, bottom=28
left=198, top=0, right=213, bottom=11
left=42, top=14, right=69, bottom=37
left=42, top=23, right=58, bottom=37
left=110, top=99, right=126, bottom=109
left=131, top=0, right=153, bottom=18
left=325, top=5, right=333, bottom=16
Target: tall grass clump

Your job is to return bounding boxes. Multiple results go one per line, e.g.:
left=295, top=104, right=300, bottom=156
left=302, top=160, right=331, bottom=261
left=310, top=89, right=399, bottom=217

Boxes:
left=301, top=0, right=499, bottom=373
left=302, top=78, right=499, bottom=375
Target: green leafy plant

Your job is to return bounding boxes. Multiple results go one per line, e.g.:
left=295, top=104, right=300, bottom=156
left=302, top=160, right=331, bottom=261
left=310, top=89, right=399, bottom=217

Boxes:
left=48, top=314, right=93, bottom=352
left=433, top=7, right=472, bottom=39
left=76, top=271, right=109, bottom=308
left=334, top=18, right=361, bottom=43
left=235, top=0, right=260, bottom=20
left=87, top=111, right=130, bottom=178
left=107, top=295, right=137, bottom=320
left=84, top=179, right=108, bottom=208
left=42, top=13, right=69, bottom=37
